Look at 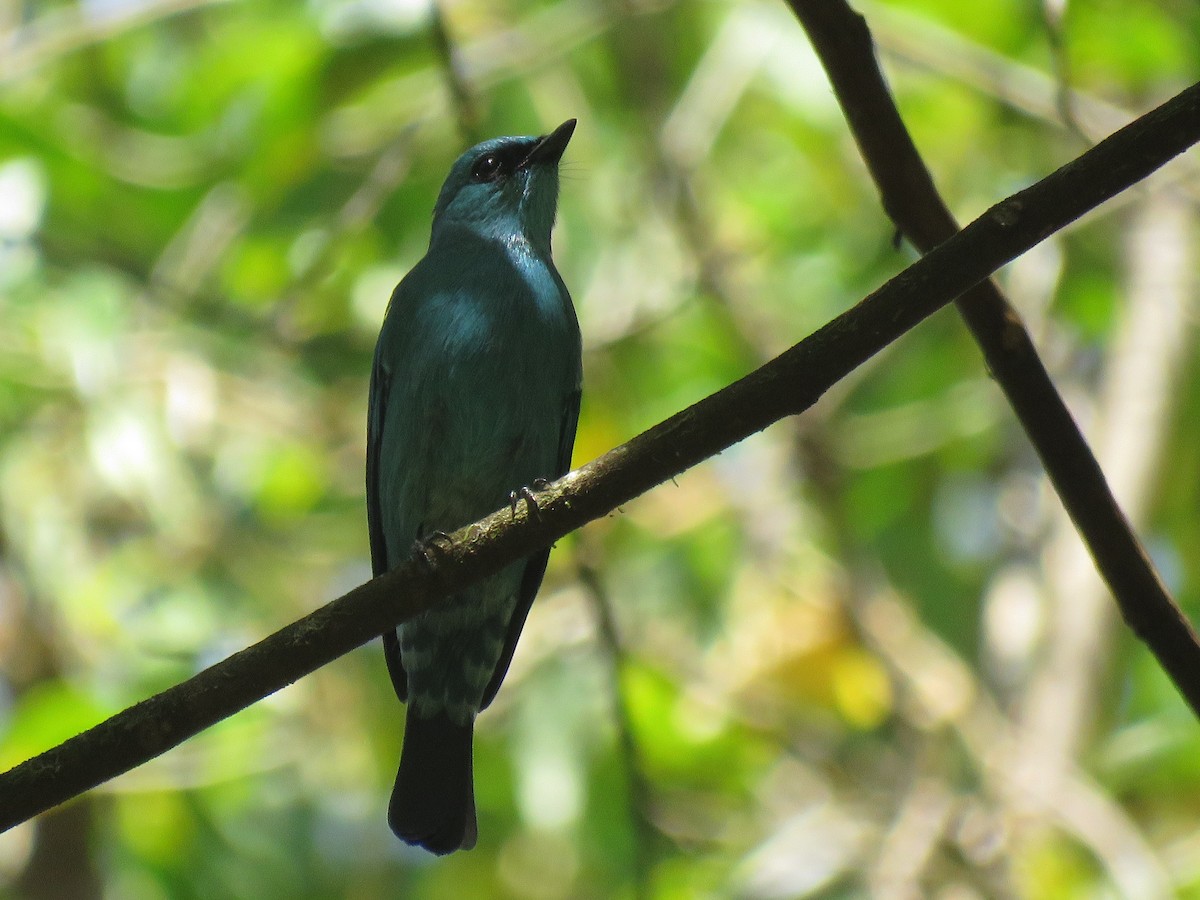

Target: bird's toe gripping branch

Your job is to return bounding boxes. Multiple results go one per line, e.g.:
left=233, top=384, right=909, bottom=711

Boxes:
left=411, top=530, right=455, bottom=570
left=509, top=481, right=550, bottom=522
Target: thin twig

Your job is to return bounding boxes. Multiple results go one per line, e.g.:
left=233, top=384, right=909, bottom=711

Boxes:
left=430, top=0, right=482, bottom=145
left=577, top=554, right=655, bottom=900
left=1039, top=0, right=1089, bottom=143
left=268, top=127, right=418, bottom=338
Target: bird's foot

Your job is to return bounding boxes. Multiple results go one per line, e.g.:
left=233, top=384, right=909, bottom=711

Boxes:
left=510, top=480, right=550, bottom=522
left=411, top=531, right=454, bottom=570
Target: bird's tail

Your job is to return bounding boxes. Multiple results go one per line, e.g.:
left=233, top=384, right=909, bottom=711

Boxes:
left=389, top=706, right=477, bottom=854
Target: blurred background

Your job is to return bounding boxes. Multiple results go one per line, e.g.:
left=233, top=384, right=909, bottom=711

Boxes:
left=0, top=0, right=1198, bottom=897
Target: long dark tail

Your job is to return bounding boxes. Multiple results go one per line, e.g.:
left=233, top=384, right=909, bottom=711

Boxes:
left=389, top=707, right=477, bottom=855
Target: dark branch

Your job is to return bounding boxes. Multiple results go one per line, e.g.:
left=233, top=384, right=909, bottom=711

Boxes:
left=786, top=0, right=1198, bottom=707
left=0, top=79, right=1198, bottom=832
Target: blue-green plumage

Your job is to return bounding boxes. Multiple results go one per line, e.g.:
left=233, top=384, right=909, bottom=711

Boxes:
left=366, top=120, right=581, bottom=854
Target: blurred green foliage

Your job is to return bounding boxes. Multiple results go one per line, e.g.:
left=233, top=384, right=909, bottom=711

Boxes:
left=0, top=0, right=1198, bottom=897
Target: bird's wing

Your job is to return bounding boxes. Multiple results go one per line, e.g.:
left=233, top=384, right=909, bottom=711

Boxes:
left=480, top=385, right=581, bottom=710
left=366, top=350, right=391, bottom=579
left=367, top=322, right=410, bottom=701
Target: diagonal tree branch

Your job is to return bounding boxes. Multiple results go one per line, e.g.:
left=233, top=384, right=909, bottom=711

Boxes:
left=784, top=0, right=1192, bottom=692
left=0, top=79, right=1197, bottom=833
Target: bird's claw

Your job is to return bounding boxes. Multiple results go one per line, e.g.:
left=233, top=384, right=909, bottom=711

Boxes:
left=509, top=485, right=543, bottom=522
left=411, top=530, right=454, bottom=570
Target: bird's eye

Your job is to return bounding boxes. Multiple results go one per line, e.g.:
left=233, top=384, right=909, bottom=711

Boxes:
left=470, top=153, right=505, bottom=182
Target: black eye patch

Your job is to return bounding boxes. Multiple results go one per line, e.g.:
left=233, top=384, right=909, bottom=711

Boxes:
left=470, top=153, right=503, bottom=182
left=469, top=142, right=534, bottom=183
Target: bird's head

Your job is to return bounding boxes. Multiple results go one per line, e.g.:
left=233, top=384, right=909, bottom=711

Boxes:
left=430, top=119, right=576, bottom=254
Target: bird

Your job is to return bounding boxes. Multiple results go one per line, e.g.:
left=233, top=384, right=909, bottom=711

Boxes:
left=365, top=119, right=582, bottom=854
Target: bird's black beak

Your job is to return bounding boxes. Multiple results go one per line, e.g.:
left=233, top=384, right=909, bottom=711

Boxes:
left=521, top=118, right=576, bottom=169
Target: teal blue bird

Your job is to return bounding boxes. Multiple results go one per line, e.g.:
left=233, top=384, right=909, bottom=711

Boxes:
left=366, top=120, right=581, bottom=854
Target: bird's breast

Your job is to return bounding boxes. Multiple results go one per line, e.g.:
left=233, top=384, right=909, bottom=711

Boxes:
left=391, top=269, right=570, bottom=496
